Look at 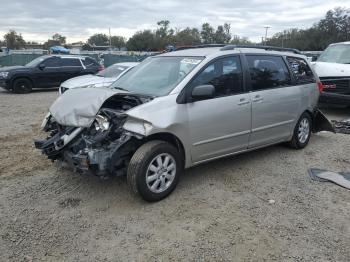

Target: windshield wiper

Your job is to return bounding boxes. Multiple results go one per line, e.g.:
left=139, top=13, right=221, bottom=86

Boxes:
left=113, top=86, right=129, bottom=92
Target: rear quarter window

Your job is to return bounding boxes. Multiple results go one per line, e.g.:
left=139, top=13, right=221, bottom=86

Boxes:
left=287, top=57, right=315, bottom=84
left=82, top=57, right=98, bottom=67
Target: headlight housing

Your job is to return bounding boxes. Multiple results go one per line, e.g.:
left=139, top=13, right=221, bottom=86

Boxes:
left=94, top=114, right=110, bottom=131
left=0, top=72, right=9, bottom=78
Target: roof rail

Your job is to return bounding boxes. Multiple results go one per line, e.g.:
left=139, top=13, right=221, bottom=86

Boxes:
left=220, top=45, right=301, bottom=54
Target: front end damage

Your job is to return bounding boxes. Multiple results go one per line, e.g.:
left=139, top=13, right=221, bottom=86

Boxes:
left=34, top=91, right=151, bottom=177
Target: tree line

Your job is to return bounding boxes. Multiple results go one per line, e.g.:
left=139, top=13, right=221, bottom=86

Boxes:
left=266, top=7, right=350, bottom=50
left=1, top=7, right=349, bottom=52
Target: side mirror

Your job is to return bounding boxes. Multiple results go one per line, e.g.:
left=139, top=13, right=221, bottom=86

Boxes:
left=191, top=84, right=215, bottom=101
left=311, top=56, right=318, bottom=62
left=38, top=63, right=46, bottom=70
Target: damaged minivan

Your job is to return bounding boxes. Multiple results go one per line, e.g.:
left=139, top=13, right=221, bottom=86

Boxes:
left=35, top=45, right=334, bottom=201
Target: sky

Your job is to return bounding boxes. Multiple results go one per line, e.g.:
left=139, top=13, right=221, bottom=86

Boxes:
left=0, top=0, right=349, bottom=43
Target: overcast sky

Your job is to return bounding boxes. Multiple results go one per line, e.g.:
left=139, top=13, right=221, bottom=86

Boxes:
left=0, top=0, right=349, bottom=43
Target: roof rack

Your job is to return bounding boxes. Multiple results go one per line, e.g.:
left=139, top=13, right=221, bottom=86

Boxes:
left=220, top=45, right=301, bottom=54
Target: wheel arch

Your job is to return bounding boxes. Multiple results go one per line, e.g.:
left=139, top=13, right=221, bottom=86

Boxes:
left=11, top=75, right=35, bottom=89
left=145, top=132, right=186, bottom=167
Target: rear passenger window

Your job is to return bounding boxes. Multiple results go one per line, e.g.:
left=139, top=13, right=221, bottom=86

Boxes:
left=246, top=55, right=291, bottom=91
left=287, top=57, right=315, bottom=84
left=189, top=56, right=244, bottom=97
left=82, top=57, right=97, bottom=67
left=61, top=58, right=82, bottom=67
left=43, top=57, right=60, bottom=67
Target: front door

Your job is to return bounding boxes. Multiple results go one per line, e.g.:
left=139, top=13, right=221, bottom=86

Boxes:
left=186, top=56, right=251, bottom=163
left=34, top=56, right=62, bottom=88
left=245, top=55, right=300, bottom=148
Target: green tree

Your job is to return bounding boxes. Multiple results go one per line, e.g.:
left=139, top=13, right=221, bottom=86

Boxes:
left=126, top=30, right=156, bottom=51
left=201, top=23, right=215, bottom=44
left=266, top=7, right=350, bottom=50
left=174, top=27, right=201, bottom=46
left=111, top=36, right=126, bottom=49
left=87, top=33, right=109, bottom=46
left=213, top=23, right=231, bottom=43
left=3, top=30, right=26, bottom=49
left=43, top=33, right=67, bottom=49
left=52, top=33, right=66, bottom=44
left=155, top=20, right=174, bottom=50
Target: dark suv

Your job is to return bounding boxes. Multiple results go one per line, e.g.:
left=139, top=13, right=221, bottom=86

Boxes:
left=0, top=55, right=101, bottom=93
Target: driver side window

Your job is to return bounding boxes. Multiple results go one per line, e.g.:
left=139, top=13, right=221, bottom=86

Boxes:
left=43, top=57, right=60, bottom=67
left=189, top=56, right=244, bottom=97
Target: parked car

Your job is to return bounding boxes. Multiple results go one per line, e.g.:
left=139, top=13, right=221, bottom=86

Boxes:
left=0, top=55, right=101, bottom=93
left=301, top=51, right=322, bottom=62
left=311, top=41, right=350, bottom=106
left=50, top=46, right=70, bottom=54
left=59, top=62, right=139, bottom=95
left=34, top=45, right=333, bottom=202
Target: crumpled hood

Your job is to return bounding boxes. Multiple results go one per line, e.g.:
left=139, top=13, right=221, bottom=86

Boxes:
left=311, top=62, right=350, bottom=77
left=50, top=87, right=127, bottom=127
left=61, top=74, right=117, bottom=89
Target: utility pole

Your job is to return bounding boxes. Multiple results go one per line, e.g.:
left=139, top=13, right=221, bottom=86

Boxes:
left=264, top=26, right=270, bottom=45
left=109, top=27, right=112, bottom=49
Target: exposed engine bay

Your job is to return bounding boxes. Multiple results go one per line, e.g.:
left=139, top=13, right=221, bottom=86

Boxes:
left=35, top=93, right=152, bottom=177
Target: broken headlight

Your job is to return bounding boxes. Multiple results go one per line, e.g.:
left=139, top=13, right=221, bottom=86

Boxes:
left=94, top=114, right=110, bottom=131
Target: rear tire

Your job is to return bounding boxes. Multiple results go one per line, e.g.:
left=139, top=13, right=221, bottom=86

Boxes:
left=288, top=112, right=312, bottom=149
left=127, top=140, right=182, bottom=202
left=12, top=78, right=32, bottom=94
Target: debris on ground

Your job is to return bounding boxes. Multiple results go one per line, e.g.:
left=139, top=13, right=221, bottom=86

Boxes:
left=309, top=168, right=350, bottom=190
left=332, top=119, right=350, bottom=134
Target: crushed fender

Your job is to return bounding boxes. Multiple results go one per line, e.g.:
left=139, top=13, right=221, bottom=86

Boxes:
left=332, top=119, right=350, bottom=134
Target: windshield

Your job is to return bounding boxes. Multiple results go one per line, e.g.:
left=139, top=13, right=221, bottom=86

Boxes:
left=318, top=44, right=350, bottom=64
left=110, top=56, right=203, bottom=96
left=25, top=57, right=46, bottom=67
left=97, top=64, right=129, bottom=78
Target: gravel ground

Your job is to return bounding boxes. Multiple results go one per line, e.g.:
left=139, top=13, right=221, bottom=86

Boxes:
left=0, top=88, right=350, bottom=261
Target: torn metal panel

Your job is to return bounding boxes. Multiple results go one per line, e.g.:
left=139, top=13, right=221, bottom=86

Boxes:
left=332, top=119, right=350, bottom=134
left=312, top=109, right=335, bottom=133
left=309, top=168, right=350, bottom=190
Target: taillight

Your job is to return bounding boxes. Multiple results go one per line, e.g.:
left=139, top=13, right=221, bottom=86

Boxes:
left=317, top=81, right=324, bottom=93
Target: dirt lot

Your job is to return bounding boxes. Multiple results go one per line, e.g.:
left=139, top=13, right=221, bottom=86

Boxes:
left=0, top=88, right=350, bottom=261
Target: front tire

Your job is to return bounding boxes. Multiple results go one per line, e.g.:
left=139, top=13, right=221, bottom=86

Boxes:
left=127, top=140, right=182, bottom=202
left=12, top=78, right=32, bottom=93
left=289, top=112, right=312, bottom=149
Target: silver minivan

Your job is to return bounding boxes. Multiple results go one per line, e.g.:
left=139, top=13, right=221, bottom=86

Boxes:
left=35, top=45, right=334, bottom=201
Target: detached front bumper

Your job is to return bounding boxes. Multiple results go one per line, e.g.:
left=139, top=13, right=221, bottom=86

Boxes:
left=319, top=92, right=350, bottom=106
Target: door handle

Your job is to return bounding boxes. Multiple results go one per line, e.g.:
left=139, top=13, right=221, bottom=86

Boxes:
left=252, top=95, right=263, bottom=102
left=238, top=98, right=250, bottom=105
